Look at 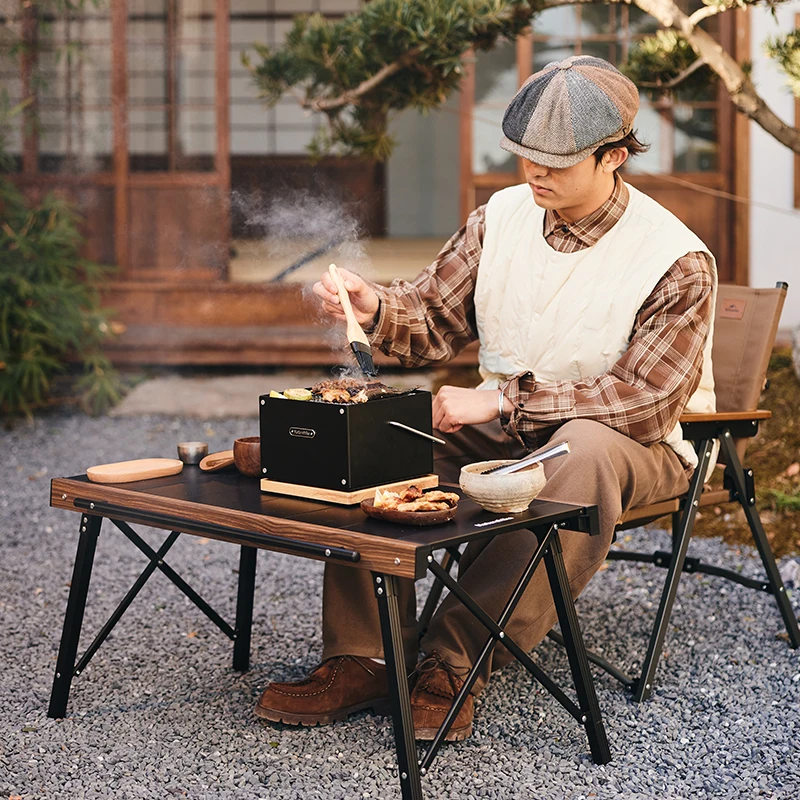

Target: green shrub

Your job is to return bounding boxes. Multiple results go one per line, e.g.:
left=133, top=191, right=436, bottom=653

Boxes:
left=767, top=489, right=800, bottom=513
left=0, top=179, right=123, bottom=420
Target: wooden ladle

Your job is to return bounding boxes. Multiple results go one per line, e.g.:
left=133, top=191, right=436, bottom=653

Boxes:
left=199, top=450, right=234, bottom=472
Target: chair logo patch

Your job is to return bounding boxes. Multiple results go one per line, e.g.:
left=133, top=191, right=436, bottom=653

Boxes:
left=720, top=299, right=746, bottom=319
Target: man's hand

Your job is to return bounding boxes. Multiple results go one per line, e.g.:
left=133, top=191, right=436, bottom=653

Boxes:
left=433, top=386, right=506, bottom=433
left=312, top=267, right=380, bottom=327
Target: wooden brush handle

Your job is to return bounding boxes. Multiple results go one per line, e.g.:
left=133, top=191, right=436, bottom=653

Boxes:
left=328, top=263, right=370, bottom=347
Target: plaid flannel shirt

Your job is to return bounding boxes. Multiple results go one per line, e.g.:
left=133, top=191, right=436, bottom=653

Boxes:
left=370, top=178, right=715, bottom=451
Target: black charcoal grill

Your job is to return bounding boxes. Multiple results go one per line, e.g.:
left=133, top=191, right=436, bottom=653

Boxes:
left=259, top=389, right=434, bottom=491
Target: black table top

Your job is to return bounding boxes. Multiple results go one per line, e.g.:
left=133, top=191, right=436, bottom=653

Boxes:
left=51, top=466, right=598, bottom=579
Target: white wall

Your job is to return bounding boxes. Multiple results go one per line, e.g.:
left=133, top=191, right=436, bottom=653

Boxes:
left=749, top=3, right=800, bottom=332
left=386, top=95, right=461, bottom=238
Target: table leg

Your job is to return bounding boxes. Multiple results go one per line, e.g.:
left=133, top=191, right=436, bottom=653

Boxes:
left=48, top=514, right=102, bottom=719
left=374, top=573, right=423, bottom=800
left=544, top=531, right=611, bottom=765
left=233, top=545, right=258, bottom=671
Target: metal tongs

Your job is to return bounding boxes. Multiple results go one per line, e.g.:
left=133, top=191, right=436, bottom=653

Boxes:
left=387, top=420, right=446, bottom=445
left=481, top=441, right=571, bottom=475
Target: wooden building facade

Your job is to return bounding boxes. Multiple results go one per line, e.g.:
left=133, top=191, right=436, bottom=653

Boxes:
left=0, top=1, right=749, bottom=365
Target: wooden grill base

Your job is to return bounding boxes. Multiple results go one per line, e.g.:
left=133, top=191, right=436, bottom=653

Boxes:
left=260, top=474, right=439, bottom=505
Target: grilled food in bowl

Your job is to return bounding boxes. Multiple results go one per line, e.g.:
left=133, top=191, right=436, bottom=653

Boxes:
left=459, top=460, right=546, bottom=513
left=360, top=485, right=459, bottom=526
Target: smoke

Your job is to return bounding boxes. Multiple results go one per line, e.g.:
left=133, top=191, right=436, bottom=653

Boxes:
left=245, top=191, right=362, bottom=251
left=230, top=187, right=370, bottom=282
left=230, top=184, right=377, bottom=374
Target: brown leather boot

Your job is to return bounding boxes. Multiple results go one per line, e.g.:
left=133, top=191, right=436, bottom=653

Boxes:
left=410, top=652, right=474, bottom=741
left=255, top=655, right=389, bottom=726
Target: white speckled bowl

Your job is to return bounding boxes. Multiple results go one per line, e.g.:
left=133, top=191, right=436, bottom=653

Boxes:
left=459, top=460, right=547, bottom=513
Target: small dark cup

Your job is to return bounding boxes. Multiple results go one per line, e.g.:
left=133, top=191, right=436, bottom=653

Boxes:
left=233, top=436, right=262, bottom=478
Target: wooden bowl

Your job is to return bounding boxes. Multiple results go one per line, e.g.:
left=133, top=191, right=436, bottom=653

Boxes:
left=360, top=498, right=457, bottom=526
left=233, top=436, right=262, bottom=478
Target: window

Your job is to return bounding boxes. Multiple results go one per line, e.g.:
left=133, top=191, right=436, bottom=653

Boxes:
left=472, top=40, right=518, bottom=175
left=528, top=4, right=719, bottom=175
left=0, top=1, right=114, bottom=174
left=0, top=0, right=24, bottom=172
left=229, top=0, right=363, bottom=155
left=128, top=0, right=217, bottom=172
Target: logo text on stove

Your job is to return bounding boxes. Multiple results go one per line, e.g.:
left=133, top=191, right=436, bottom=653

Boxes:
left=289, top=427, right=316, bottom=439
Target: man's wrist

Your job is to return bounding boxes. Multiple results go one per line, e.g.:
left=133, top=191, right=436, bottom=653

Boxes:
left=365, top=290, right=390, bottom=343
left=497, top=389, right=512, bottom=420
left=363, top=297, right=381, bottom=332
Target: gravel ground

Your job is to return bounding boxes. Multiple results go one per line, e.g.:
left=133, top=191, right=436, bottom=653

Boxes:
left=2, top=412, right=800, bottom=800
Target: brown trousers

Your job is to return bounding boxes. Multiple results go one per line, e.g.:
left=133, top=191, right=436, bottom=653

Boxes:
left=321, top=419, right=689, bottom=694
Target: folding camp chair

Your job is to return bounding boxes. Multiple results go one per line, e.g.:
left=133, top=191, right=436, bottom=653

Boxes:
left=552, top=281, right=800, bottom=700
left=422, top=282, right=800, bottom=702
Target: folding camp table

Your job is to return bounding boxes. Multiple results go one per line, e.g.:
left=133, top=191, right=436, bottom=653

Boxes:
left=49, top=467, right=610, bottom=799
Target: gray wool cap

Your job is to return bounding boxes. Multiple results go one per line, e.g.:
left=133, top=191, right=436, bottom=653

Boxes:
left=500, top=55, right=639, bottom=168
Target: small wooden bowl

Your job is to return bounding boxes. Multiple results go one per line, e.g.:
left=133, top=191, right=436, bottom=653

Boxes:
left=360, top=498, right=457, bottom=526
left=233, top=436, right=262, bottom=478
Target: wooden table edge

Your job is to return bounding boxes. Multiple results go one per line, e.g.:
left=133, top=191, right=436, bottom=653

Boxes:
left=50, top=477, right=421, bottom=578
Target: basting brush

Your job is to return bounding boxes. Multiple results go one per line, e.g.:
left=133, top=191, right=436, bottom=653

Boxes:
left=328, top=263, right=377, bottom=377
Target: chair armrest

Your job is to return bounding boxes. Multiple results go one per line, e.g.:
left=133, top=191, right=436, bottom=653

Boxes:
left=678, top=410, right=772, bottom=423
left=679, top=410, right=771, bottom=440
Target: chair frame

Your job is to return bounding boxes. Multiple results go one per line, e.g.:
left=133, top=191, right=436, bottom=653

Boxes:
left=422, top=413, right=800, bottom=703
left=421, top=282, right=800, bottom=702
left=583, top=412, right=800, bottom=701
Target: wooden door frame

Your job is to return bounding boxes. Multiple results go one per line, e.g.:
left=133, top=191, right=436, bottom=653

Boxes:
left=112, top=0, right=231, bottom=278
left=727, top=7, right=750, bottom=285
left=20, top=1, right=38, bottom=173
left=795, top=13, right=800, bottom=211
left=11, top=0, right=231, bottom=277
left=458, top=34, right=532, bottom=223
left=112, top=0, right=129, bottom=272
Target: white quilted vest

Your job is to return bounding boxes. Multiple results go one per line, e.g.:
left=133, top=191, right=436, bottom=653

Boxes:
left=474, top=182, right=717, bottom=469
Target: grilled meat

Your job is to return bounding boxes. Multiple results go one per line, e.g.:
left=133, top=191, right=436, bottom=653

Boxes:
left=317, top=387, right=365, bottom=404
left=373, top=485, right=459, bottom=513
left=310, top=379, right=417, bottom=404
left=420, top=490, right=460, bottom=506
left=312, top=378, right=365, bottom=394
left=397, top=500, right=450, bottom=512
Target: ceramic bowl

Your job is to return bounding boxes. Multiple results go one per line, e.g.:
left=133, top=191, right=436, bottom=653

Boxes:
left=233, top=436, right=262, bottom=478
left=459, top=460, right=546, bottom=513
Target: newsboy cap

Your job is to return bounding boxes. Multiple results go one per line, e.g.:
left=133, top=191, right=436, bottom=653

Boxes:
left=500, top=55, right=639, bottom=168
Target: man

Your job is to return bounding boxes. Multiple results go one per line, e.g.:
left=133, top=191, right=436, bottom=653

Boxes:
left=256, top=56, right=716, bottom=740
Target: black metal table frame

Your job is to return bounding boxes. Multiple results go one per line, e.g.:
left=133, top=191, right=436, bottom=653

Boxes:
left=48, top=496, right=611, bottom=800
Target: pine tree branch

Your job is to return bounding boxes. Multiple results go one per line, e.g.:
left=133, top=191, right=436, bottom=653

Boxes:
left=541, top=0, right=598, bottom=7
left=541, top=0, right=800, bottom=154
left=688, top=2, right=736, bottom=26
left=249, top=0, right=800, bottom=158
left=303, top=47, right=421, bottom=112
left=635, top=0, right=800, bottom=154
left=639, top=55, right=707, bottom=89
